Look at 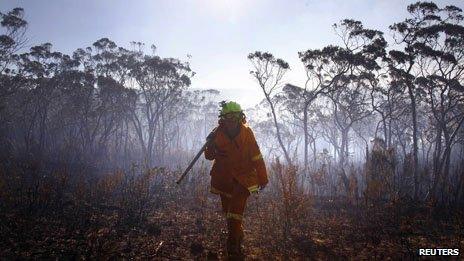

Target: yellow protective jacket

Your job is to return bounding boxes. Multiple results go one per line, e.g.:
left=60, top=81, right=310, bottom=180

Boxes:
left=205, top=123, right=268, bottom=196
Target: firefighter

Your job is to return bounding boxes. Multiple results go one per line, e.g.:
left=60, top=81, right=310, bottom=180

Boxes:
left=204, top=101, right=268, bottom=258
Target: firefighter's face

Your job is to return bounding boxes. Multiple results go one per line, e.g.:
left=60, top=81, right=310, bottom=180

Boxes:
left=223, top=113, right=240, bottom=130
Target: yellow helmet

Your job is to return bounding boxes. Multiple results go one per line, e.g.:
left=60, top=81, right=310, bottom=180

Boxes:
left=219, top=101, right=242, bottom=116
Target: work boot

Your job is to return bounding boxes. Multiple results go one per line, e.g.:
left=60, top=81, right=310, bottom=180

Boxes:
left=226, top=218, right=245, bottom=260
left=226, top=238, right=244, bottom=261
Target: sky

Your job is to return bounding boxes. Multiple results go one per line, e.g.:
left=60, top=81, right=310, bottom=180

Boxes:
left=1, top=0, right=463, bottom=108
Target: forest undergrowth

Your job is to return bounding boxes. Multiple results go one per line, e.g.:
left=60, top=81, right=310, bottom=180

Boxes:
left=0, top=160, right=463, bottom=260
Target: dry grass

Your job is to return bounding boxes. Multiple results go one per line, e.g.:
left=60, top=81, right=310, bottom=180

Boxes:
left=0, top=159, right=463, bottom=259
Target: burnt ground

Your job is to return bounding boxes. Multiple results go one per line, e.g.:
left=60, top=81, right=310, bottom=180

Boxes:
left=1, top=191, right=463, bottom=260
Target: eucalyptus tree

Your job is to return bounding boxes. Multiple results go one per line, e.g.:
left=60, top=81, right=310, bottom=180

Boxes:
left=292, top=19, right=385, bottom=191
left=15, top=43, right=65, bottom=156
left=282, top=84, right=320, bottom=175
left=0, top=7, right=27, bottom=74
left=390, top=1, right=464, bottom=201
left=130, top=54, right=193, bottom=166
left=283, top=34, right=364, bottom=175
left=248, top=51, right=292, bottom=165
left=411, top=4, right=464, bottom=201
left=389, top=2, right=434, bottom=199
left=0, top=7, right=28, bottom=156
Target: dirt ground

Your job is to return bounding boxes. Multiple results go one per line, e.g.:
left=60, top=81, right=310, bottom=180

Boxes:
left=1, top=190, right=463, bottom=260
